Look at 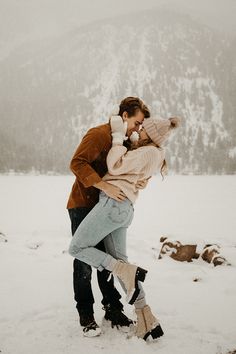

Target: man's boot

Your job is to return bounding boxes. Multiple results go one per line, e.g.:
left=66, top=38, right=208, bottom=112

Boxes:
left=79, top=310, right=102, bottom=337
left=103, top=304, right=133, bottom=331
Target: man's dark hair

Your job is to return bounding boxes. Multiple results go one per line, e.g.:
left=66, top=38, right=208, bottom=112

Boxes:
left=118, top=97, right=150, bottom=118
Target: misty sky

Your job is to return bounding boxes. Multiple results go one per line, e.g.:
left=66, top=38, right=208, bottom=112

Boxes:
left=0, top=0, right=235, bottom=44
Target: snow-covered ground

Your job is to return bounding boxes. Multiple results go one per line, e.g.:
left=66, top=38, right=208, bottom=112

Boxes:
left=0, top=175, right=236, bottom=354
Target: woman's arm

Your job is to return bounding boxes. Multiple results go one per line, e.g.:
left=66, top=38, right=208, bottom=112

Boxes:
left=106, top=146, right=138, bottom=175
left=107, top=145, right=161, bottom=176
left=107, top=115, right=164, bottom=177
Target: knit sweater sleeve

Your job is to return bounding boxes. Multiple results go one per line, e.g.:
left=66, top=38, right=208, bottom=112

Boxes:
left=107, top=145, right=164, bottom=176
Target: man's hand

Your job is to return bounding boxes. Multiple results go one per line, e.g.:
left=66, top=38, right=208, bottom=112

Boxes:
left=94, top=180, right=126, bottom=202
left=135, top=178, right=150, bottom=190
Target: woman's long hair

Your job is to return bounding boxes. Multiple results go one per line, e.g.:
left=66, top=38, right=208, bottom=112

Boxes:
left=128, top=137, right=167, bottom=179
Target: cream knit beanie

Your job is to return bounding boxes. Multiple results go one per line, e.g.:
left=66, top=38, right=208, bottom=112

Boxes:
left=143, top=116, right=181, bottom=147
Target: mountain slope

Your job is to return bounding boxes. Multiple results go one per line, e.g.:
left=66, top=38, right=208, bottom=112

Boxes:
left=0, top=9, right=235, bottom=173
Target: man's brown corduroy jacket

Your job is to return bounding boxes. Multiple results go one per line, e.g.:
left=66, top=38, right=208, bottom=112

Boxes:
left=67, top=123, right=112, bottom=209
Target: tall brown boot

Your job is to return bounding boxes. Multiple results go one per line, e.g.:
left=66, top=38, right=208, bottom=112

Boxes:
left=135, top=305, right=164, bottom=341
left=135, top=308, right=147, bottom=339
left=112, top=260, right=148, bottom=304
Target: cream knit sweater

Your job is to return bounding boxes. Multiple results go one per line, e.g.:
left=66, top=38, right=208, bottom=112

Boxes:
left=102, top=145, right=165, bottom=204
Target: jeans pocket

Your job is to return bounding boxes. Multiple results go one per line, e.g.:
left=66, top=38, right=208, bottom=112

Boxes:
left=108, top=200, right=131, bottom=224
left=99, top=192, right=109, bottom=207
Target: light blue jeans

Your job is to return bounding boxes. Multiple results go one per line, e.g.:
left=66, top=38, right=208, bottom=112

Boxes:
left=68, top=191, right=145, bottom=302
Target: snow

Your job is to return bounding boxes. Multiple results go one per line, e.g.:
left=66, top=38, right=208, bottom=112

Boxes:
left=0, top=175, right=236, bottom=354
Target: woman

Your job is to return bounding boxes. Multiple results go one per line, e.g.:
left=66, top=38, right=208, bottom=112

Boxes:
left=68, top=114, right=180, bottom=340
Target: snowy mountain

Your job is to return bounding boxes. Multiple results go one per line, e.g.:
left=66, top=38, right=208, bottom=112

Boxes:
left=0, top=9, right=236, bottom=174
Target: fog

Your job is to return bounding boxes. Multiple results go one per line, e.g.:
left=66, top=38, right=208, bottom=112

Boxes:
left=0, top=0, right=235, bottom=43
left=0, top=0, right=235, bottom=174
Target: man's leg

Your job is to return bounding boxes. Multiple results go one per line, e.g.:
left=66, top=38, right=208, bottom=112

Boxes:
left=101, top=227, right=135, bottom=328
left=96, top=240, right=123, bottom=311
left=95, top=240, right=133, bottom=328
left=68, top=207, right=95, bottom=323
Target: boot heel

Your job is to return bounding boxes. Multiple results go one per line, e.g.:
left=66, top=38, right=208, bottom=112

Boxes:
left=143, top=331, right=152, bottom=341
left=151, top=324, right=164, bottom=339
left=143, top=325, right=164, bottom=341
left=136, top=267, right=148, bottom=282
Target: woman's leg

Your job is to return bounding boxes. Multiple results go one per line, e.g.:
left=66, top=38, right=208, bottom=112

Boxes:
left=69, top=193, right=147, bottom=304
left=68, top=192, right=134, bottom=271
left=104, top=228, right=146, bottom=304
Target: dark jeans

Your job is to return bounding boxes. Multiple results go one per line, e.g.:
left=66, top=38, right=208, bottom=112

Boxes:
left=68, top=207, right=123, bottom=315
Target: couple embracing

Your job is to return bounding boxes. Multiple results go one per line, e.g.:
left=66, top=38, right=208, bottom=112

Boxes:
left=66, top=97, right=180, bottom=340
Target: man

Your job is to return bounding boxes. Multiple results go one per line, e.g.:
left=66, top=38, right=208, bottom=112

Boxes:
left=67, top=97, right=150, bottom=336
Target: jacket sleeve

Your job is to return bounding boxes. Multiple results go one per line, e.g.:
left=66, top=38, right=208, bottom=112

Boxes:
left=70, top=127, right=107, bottom=187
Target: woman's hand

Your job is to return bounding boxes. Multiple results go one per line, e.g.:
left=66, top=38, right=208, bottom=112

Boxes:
left=110, top=116, right=128, bottom=146
left=129, top=131, right=139, bottom=143
left=103, top=183, right=127, bottom=201
left=135, top=177, right=151, bottom=190
left=94, top=181, right=127, bottom=201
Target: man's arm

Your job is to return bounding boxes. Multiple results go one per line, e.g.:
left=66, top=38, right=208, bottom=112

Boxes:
left=70, top=127, right=106, bottom=187
left=70, top=127, right=126, bottom=200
